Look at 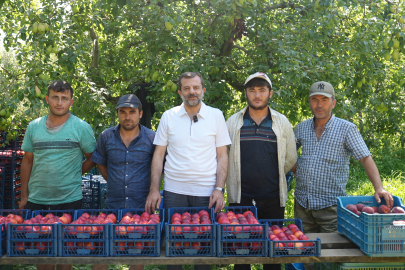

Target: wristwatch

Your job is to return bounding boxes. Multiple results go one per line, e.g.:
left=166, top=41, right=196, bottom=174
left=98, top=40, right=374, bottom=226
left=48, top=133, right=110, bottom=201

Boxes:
left=215, top=187, right=225, bottom=194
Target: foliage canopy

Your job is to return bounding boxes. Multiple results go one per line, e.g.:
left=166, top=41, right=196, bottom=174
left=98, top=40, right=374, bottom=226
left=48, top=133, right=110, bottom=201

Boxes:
left=0, top=0, right=404, bottom=146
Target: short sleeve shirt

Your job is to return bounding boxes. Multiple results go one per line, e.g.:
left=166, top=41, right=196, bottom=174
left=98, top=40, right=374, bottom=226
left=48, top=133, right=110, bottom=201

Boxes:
left=21, top=115, right=96, bottom=205
left=154, top=102, right=231, bottom=196
left=91, top=125, right=155, bottom=209
left=294, top=115, right=371, bottom=210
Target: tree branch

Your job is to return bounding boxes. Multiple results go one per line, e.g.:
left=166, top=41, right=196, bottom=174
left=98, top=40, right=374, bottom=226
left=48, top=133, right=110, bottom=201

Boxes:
left=232, top=44, right=253, bottom=58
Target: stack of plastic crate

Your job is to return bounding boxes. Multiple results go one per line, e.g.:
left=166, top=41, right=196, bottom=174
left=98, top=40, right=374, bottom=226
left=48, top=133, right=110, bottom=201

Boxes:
left=0, top=167, right=5, bottom=209
left=0, top=129, right=25, bottom=150
left=0, top=149, right=24, bottom=209
left=81, top=175, right=107, bottom=209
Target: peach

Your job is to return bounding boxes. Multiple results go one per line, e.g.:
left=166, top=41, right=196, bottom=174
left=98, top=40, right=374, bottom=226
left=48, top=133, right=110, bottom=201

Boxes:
left=277, top=232, right=286, bottom=238
left=361, top=207, right=374, bottom=214
left=294, top=231, right=304, bottom=238
left=288, top=235, right=298, bottom=241
left=284, top=230, right=293, bottom=236
left=269, top=234, right=278, bottom=240
left=391, top=206, right=405, bottom=214
left=345, top=204, right=358, bottom=215
left=243, top=211, right=254, bottom=217
left=281, top=227, right=289, bottom=232
left=275, top=242, right=284, bottom=250
left=287, top=224, right=298, bottom=230
left=356, top=203, right=366, bottom=212
left=379, top=205, right=391, bottom=214
left=371, top=206, right=379, bottom=213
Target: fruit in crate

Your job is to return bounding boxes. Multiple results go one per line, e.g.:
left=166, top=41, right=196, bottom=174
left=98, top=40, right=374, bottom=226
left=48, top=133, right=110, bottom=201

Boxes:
left=391, top=206, right=405, bottom=214
left=361, top=206, right=374, bottom=214
left=14, top=212, right=73, bottom=234
left=268, top=224, right=312, bottom=249
left=216, top=210, right=262, bottom=234
left=170, top=211, right=212, bottom=235
left=0, top=213, right=25, bottom=230
left=115, top=211, right=160, bottom=235
left=378, top=204, right=392, bottom=214
left=69, top=212, right=116, bottom=235
left=345, top=204, right=360, bottom=215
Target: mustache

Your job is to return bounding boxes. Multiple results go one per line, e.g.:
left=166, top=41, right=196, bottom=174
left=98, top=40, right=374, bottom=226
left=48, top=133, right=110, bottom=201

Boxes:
left=187, top=94, right=198, bottom=98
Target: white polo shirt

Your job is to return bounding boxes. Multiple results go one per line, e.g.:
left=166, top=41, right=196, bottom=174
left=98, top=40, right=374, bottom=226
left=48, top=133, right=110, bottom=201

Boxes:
left=154, top=102, right=231, bottom=196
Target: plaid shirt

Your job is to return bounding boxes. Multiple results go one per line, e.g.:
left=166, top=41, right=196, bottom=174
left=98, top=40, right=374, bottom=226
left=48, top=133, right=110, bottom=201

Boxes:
left=294, top=114, right=371, bottom=210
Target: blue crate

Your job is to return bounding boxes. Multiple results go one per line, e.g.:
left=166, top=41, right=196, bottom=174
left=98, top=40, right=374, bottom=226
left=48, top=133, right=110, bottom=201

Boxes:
left=110, top=208, right=163, bottom=257
left=58, top=209, right=118, bottom=257
left=1, top=224, right=6, bottom=256
left=166, top=207, right=216, bottom=257
left=337, top=195, right=405, bottom=257
left=264, top=219, right=321, bottom=258
left=0, top=209, right=30, bottom=221
left=7, top=223, right=59, bottom=257
left=214, top=206, right=267, bottom=257
left=285, top=263, right=305, bottom=270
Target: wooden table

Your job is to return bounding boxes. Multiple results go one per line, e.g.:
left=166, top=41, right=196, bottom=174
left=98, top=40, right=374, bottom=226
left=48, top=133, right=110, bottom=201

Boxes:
left=1, top=233, right=404, bottom=265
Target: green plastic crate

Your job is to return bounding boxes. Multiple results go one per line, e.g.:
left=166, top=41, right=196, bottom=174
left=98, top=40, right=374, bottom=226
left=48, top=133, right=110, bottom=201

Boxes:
left=315, top=263, right=405, bottom=270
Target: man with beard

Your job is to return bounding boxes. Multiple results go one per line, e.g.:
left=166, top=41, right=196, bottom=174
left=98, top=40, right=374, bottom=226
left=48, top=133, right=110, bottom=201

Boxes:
left=145, top=71, right=231, bottom=270
left=226, top=72, right=297, bottom=270
left=91, top=94, right=155, bottom=270
left=20, top=80, right=96, bottom=270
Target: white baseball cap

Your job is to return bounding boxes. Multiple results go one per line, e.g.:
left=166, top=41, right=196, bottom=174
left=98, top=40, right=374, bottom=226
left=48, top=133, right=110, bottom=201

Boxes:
left=244, top=72, right=272, bottom=89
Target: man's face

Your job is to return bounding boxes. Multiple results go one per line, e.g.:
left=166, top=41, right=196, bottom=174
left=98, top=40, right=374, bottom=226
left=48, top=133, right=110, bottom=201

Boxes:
left=45, top=90, right=74, bottom=117
left=118, top=107, right=143, bottom=131
left=245, top=85, right=272, bottom=110
left=309, top=95, right=336, bottom=120
left=178, top=76, right=206, bottom=107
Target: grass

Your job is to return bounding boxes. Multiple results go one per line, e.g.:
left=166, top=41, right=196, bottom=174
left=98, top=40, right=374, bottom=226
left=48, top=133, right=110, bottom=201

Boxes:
left=12, top=145, right=405, bottom=270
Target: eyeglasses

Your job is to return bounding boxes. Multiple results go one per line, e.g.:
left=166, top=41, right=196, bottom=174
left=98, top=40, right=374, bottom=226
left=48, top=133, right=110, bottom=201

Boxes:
left=50, top=96, right=71, bottom=103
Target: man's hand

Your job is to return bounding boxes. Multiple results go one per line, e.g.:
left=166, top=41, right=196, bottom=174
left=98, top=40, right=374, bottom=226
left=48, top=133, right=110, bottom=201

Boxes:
left=209, top=189, right=225, bottom=213
left=19, top=196, right=28, bottom=210
left=145, top=190, right=161, bottom=213
left=374, top=188, right=394, bottom=209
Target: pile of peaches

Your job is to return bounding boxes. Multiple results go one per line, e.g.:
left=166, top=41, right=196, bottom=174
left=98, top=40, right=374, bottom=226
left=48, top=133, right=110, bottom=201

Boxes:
left=170, top=210, right=212, bottom=235
left=215, top=210, right=263, bottom=234
left=345, top=203, right=405, bottom=216
left=269, top=224, right=312, bottom=250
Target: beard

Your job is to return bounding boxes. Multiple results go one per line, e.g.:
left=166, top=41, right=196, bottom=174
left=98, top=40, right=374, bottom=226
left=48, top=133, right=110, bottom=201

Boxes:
left=181, top=92, right=204, bottom=107
left=247, top=96, right=270, bottom=110
left=121, top=121, right=138, bottom=131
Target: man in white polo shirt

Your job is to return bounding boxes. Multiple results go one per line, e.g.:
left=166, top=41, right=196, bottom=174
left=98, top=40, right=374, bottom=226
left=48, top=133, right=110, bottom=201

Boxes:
left=145, top=72, right=231, bottom=220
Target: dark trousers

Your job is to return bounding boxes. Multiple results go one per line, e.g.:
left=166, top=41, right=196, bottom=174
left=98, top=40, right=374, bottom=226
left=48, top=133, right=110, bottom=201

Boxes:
left=229, top=196, right=285, bottom=270
left=25, top=199, right=82, bottom=211
left=163, top=190, right=211, bottom=270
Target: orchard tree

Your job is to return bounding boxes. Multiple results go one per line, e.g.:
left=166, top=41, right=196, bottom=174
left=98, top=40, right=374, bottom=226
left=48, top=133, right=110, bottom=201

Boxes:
left=1, top=0, right=405, bottom=146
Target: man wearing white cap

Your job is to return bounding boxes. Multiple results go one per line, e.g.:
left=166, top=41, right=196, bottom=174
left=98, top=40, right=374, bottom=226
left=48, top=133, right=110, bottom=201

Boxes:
left=226, top=72, right=297, bottom=270
left=292, top=81, right=393, bottom=233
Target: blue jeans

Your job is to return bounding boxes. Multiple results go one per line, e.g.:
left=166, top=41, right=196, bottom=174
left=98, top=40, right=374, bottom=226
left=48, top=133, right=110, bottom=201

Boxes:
left=163, top=190, right=210, bottom=270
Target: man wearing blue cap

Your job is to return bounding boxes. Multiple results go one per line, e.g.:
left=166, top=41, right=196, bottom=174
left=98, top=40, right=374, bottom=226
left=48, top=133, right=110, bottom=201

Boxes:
left=91, top=94, right=155, bottom=270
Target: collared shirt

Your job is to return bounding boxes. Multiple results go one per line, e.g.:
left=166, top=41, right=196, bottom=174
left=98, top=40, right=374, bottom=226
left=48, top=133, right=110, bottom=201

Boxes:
left=294, top=114, right=371, bottom=210
left=240, top=108, right=280, bottom=199
left=226, top=106, right=297, bottom=207
left=153, top=102, right=231, bottom=197
left=91, top=124, right=155, bottom=209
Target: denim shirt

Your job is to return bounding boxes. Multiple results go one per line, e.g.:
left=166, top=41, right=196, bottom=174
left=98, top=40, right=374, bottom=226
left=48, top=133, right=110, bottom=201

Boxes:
left=91, top=124, right=155, bottom=209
